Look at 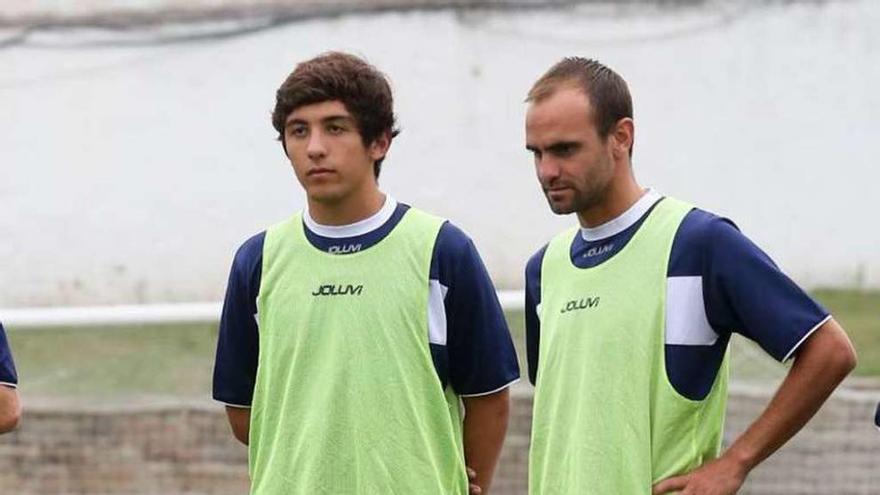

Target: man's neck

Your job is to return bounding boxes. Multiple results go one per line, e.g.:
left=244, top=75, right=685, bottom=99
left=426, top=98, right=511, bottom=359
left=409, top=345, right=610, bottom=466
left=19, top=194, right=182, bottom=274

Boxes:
left=576, top=176, right=645, bottom=229
left=307, top=187, right=386, bottom=227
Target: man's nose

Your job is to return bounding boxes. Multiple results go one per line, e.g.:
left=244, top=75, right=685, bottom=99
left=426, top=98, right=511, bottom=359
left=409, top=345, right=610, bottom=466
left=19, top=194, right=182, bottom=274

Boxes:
left=307, top=131, right=327, bottom=160
left=537, top=157, right=561, bottom=183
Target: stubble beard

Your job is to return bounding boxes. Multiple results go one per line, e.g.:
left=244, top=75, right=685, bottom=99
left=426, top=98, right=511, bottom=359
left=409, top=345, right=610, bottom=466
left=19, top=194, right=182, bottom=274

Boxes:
left=546, top=170, right=612, bottom=215
left=547, top=186, right=604, bottom=214
left=546, top=149, right=616, bottom=215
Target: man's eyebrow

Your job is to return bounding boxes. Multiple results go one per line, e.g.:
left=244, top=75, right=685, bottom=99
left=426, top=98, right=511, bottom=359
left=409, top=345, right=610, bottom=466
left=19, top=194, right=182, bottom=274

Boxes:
left=285, top=116, right=305, bottom=128
left=526, top=141, right=580, bottom=152
left=321, top=115, right=355, bottom=125
left=542, top=141, right=581, bottom=153
left=547, top=141, right=579, bottom=148
left=284, top=114, right=354, bottom=128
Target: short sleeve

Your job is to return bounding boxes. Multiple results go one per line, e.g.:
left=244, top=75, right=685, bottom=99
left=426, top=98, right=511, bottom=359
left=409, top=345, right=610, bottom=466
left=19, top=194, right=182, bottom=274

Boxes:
left=212, top=232, right=264, bottom=407
left=436, top=223, right=520, bottom=396
left=0, top=323, right=18, bottom=386
left=701, top=216, right=830, bottom=362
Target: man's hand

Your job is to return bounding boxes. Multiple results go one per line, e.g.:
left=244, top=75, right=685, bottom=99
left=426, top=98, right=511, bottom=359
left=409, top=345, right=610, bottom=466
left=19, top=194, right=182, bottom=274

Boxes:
left=467, top=467, right=482, bottom=495
left=225, top=406, right=250, bottom=445
left=652, top=454, right=746, bottom=495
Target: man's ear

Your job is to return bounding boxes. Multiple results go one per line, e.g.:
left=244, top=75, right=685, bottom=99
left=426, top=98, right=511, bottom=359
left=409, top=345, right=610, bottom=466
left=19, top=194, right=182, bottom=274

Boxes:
left=368, top=131, right=392, bottom=161
left=610, top=117, right=634, bottom=159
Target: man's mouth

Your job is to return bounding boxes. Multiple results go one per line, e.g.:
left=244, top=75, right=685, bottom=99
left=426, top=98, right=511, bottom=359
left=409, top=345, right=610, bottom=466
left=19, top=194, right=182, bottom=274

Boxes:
left=545, top=185, right=571, bottom=193
left=308, top=168, right=335, bottom=177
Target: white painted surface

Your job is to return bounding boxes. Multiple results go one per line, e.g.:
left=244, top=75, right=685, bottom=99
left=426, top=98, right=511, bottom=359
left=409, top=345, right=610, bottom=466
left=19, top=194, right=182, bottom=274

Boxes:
left=0, top=289, right=523, bottom=328
left=2, top=2, right=878, bottom=306
left=0, top=302, right=224, bottom=328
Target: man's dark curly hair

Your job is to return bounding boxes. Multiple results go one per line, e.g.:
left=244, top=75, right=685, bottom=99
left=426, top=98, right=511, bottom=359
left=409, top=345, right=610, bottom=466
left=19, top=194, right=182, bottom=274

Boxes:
left=272, top=52, right=400, bottom=179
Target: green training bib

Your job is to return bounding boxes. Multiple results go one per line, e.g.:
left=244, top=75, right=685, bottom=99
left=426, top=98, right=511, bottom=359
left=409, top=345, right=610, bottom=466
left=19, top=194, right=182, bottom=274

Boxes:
left=250, top=207, right=468, bottom=494
left=530, top=197, right=729, bottom=494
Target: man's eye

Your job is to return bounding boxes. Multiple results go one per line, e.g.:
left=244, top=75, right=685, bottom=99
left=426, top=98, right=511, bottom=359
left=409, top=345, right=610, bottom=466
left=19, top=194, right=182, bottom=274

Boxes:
left=289, top=127, right=307, bottom=138
left=327, top=125, right=345, bottom=135
left=553, top=145, right=574, bottom=156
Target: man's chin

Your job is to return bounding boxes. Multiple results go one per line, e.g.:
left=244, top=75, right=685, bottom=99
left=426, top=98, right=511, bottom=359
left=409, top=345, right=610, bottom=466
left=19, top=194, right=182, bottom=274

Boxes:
left=546, top=198, right=575, bottom=215
left=306, top=188, right=344, bottom=205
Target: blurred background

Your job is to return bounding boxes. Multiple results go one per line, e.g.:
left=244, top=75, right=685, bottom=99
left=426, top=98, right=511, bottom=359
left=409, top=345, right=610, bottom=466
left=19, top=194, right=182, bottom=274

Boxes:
left=1, top=0, right=878, bottom=493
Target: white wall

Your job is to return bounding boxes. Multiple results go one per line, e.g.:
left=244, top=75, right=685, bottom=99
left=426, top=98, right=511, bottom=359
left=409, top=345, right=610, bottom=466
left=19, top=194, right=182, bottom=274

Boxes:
left=2, top=1, right=878, bottom=306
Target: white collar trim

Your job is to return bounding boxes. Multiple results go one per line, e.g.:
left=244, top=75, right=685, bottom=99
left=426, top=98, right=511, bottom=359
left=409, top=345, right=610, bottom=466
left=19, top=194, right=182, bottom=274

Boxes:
left=580, top=189, right=661, bottom=242
left=304, top=195, right=397, bottom=238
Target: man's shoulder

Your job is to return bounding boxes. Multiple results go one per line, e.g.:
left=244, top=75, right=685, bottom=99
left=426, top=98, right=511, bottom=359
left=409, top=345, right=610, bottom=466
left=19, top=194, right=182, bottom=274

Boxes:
left=676, top=207, right=740, bottom=246
left=392, top=204, right=451, bottom=245
left=526, top=244, right=550, bottom=278
left=670, top=207, right=744, bottom=275
left=231, top=231, right=266, bottom=274
left=436, top=219, right=471, bottom=245
left=426, top=217, right=493, bottom=288
left=429, top=218, right=476, bottom=260
left=527, top=224, right=578, bottom=276
left=235, top=231, right=266, bottom=257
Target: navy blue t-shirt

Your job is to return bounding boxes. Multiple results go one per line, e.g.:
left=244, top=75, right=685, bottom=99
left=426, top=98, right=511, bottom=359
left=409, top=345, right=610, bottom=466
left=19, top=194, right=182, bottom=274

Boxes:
left=0, top=323, right=18, bottom=387
left=213, top=197, right=520, bottom=407
left=525, top=191, right=829, bottom=400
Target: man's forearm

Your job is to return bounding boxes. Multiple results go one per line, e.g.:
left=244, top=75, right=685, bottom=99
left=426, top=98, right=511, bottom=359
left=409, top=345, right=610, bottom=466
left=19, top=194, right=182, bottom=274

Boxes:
left=724, top=318, right=856, bottom=473
left=462, top=388, right=511, bottom=494
left=0, top=385, right=21, bottom=434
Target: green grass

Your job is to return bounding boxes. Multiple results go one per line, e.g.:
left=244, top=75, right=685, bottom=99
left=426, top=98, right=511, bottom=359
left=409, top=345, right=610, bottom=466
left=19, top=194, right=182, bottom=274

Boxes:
left=8, top=323, right=218, bottom=400
left=5, top=289, right=878, bottom=399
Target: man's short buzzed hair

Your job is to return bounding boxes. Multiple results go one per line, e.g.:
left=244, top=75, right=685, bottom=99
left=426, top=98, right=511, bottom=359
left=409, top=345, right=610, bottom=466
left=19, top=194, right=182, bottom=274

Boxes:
left=527, top=57, right=633, bottom=145
left=272, top=51, right=400, bottom=178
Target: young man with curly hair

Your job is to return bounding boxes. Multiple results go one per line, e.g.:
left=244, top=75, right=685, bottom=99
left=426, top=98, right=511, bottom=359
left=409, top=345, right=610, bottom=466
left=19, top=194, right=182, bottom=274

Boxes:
left=213, top=52, right=519, bottom=495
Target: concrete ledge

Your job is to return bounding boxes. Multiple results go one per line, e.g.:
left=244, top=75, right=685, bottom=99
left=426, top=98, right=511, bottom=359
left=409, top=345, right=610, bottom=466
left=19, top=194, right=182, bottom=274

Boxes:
left=1, top=387, right=878, bottom=494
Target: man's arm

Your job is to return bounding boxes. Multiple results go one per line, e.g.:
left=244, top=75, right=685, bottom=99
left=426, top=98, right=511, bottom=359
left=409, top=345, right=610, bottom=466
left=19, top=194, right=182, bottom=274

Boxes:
left=225, top=406, right=250, bottom=445
left=434, top=222, right=520, bottom=493
left=213, top=233, right=263, bottom=444
left=524, top=246, right=547, bottom=386
left=653, top=318, right=857, bottom=495
left=463, top=388, right=510, bottom=494
left=0, top=385, right=21, bottom=434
